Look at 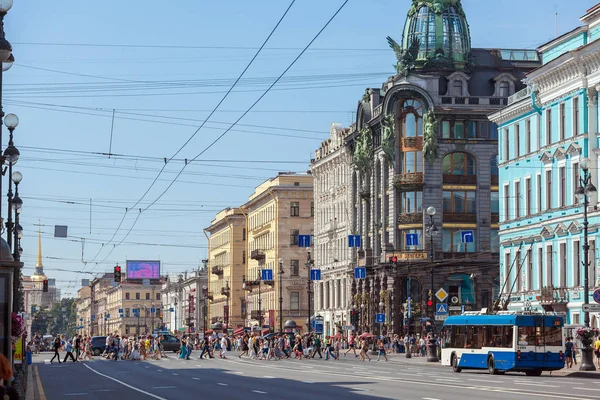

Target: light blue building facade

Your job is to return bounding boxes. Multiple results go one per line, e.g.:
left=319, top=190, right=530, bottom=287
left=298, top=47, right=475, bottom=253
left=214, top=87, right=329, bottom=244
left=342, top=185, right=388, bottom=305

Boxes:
left=489, top=4, right=600, bottom=328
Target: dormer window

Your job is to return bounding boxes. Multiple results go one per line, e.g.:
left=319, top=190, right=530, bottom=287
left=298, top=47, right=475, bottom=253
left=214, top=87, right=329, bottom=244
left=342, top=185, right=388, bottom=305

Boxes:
left=499, top=81, right=510, bottom=97
left=453, top=81, right=463, bottom=97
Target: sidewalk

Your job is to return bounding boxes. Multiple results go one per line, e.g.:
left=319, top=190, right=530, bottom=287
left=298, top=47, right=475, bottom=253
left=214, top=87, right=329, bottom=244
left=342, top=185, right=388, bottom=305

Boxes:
left=544, top=365, right=600, bottom=378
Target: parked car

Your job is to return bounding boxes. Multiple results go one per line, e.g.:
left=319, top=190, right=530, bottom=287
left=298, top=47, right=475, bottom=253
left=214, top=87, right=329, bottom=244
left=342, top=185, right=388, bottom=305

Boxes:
left=91, top=336, right=107, bottom=356
left=160, top=334, right=181, bottom=353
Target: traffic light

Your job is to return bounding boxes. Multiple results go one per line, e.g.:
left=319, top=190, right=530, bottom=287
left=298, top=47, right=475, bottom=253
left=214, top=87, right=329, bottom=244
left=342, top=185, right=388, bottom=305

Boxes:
left=350, top=310, right=356, bottom=326
left=114, top=265, right=122, bottom=282
left=42, top=279, right=48, bottom=292
left=389, top=256, right=398, bottom=266
left=427, top=299, right=433, bottom=307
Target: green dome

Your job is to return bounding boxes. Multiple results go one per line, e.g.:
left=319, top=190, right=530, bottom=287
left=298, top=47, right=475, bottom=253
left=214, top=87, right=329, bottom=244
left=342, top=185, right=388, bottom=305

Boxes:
left=400, top=0, right=471, bottom=69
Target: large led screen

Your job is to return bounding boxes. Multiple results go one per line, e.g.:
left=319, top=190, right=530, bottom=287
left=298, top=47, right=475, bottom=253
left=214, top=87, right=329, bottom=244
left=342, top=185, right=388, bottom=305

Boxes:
left=126, top=260, right=160, bottom=280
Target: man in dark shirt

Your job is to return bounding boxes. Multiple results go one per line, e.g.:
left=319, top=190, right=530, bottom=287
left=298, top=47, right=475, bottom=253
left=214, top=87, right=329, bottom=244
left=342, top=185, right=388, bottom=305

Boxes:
left=74, top=335, right=82, bottom=361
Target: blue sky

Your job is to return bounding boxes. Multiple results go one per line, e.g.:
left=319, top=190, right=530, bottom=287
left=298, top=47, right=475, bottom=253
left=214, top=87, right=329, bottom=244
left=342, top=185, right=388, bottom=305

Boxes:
left=3, top=0, right=597, bottom=297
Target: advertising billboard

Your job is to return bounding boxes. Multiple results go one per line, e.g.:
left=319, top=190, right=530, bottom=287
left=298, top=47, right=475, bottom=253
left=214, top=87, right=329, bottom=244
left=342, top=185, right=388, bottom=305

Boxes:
left=126, top=260, right=161, bottom=280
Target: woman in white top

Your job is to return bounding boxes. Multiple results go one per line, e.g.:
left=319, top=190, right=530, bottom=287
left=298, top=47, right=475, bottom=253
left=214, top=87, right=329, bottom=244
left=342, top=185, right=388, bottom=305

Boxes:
left=220, top=336, right=228, bottom=359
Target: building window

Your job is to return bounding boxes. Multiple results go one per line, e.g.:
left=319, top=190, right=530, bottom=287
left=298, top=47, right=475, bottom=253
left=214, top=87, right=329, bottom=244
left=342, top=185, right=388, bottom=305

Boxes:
left=574, top=240, right=581, bottom=287
left=526, top=119, right=531, bottom=153
left=311, top=202, right=314, bottom=217
left=525, top=178, right=531, bottom=216
left=515, top=124, right=520, bottom=158
left=545, top=109, right=552, bottom=146
left=574, top=97, right=580, bottom=135
left=442, top=120, right=451, bottom=138
left=400, top=99, right=423, bottom=138
left=504, top=128, right=510, bottom=161
left=156, top=293, right=160, bottom=301
left=442, top=152, right=476, bottom=175
left=125, top=293, right=130, bottom=300
left=526, top=249, right=533, bottom=290
left=242, top=250, right=246, bottom=264
left=125, top=308, right=130, bottom=317
left=290, top=229, right=299, bottom=246
left=546, top=170, right=552, bottom=210
left=514, top=181, right=521, bottom=219
left=242, top=228, right=246, bottom=241
left=453, top=80, right=463, bottom=97
left=290, top=292, right=300, bottom=311
left=559, top=243, right=566, bottom=287
left=466, top=121, right=476, bottom=139
left=573, top=162, right=580, bottom=204
left=537, top=247, right=543, bottom=290
left=146, top=293, right=150, bottom=300
left=490, top=229, right=499, bottom=252
left=491, top=192, right=499, bottom=214
left=559, top=167, right=566, bottom=207
left=290, top=260, right=300, bottom=277
left=515, top=250, right=522, bottom=291
left=503, top=183, right=510, bottom=221
left=546, top=245, right=553, bottom=287
left=136, top=293, right=140, bottom=300
left=399, top=151, right=423, bottom=173
left=442, top=229, right=476, bottom=252
left=443, top=191, right=476, bottom=213
left=536, top=174, right=542, bottom=213
left=399, top=229, right=423, bottom=250
left=559, top=103, right=565, bottom=141
left=399, top=191, right=423, bottom=214
left=290, top=202, right=300, bottom=217
left=499, top=81, right=510, bottom=97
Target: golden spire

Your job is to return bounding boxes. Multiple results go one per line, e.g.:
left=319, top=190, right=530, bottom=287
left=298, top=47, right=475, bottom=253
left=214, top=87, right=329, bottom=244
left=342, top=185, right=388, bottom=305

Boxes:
left=36, top=220, right=43, bottom=268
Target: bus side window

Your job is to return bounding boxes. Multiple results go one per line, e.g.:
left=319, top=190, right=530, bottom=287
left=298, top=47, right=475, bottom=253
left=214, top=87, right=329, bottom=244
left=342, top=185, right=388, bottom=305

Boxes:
left=454, top=326, right=465, bottom=348
left=503, top=326, right=514, bottom=348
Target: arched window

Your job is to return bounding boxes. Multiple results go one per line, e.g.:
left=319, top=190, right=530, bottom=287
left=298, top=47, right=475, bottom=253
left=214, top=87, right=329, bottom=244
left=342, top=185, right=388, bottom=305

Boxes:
left=442, top=152, right=476, bottom=175
left=400, top=99, right=424, bottom=137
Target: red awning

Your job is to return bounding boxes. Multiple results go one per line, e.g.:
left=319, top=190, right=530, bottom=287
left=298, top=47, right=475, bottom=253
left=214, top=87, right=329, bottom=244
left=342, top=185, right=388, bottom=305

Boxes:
left=204, top=330, right=213, bottom=335
left=233, top=327, right=245, bottom=336
left=261, top=329, right=270, bottom=335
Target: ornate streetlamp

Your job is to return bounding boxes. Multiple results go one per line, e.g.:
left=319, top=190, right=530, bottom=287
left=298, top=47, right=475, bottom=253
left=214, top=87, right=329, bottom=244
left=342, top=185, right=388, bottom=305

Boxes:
left=575, top=158, right=597, bottom=371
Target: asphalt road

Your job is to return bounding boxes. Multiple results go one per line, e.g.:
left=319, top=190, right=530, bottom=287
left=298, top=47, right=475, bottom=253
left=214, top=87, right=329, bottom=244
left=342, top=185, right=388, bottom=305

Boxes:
left=34, top=352, right=600, bottom=400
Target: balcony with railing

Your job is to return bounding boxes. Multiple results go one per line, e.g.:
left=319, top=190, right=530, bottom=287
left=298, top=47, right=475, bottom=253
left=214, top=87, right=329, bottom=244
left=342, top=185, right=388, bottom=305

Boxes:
left=439, top=96, right=508, bottom=107
left=540, top=286, right=568, bottom=312
left=393, top=172, right=424, bottom=190
left=251, top=249, right=265, bottom=262
left=442, top=174, right=477, bottom=185
left=211, top=265, right=223, bottom=276
left=401, top=136, right=423, bottom=150
left=397, top=213, right=423, bottom=225
left=443, top=213, right=477, bottom=223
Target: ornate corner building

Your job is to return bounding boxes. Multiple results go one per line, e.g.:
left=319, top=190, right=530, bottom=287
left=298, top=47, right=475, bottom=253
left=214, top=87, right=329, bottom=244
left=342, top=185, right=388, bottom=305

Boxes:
left=312, top=0, right=541, bottom=336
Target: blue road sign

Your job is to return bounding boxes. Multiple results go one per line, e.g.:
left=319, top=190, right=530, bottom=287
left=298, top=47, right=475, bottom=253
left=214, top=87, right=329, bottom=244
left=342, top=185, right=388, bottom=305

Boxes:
left=118, top=308, right=123, bottom=314
left=354, top=267, right=366, bottom=279
left=298, top=234, right=311, bottom=248
left=314, top=320, right=324, bottom=334
left=348, top=235, right=361, bottom=248
left=310, top=269, right=322, bottom=281
left=169, top=307, right=175, bottom=312
left=461, top=230, right=474, bottom=243
left=106, top=314, right=110, bottom=319
left=436, top=303, right=448, bottom=314
left=593, top=288, right=600, bottom=304
left=376, top=313, right=386, bottom=323
left=261, top=269, right=274, bottom=281
left=406, top=233, right=419, bottom=246
left=91, top=315, right=95, bottom=320
left=150, top=308, right=156, bottom=313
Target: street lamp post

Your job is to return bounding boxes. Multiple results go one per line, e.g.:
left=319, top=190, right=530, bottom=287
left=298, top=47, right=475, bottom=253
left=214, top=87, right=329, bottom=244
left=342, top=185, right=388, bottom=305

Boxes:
left=305, top=250, right=314, bottom=333
left=378, top=301, right=384, bottom=337
left=12, top=171, right=22, bottom=261
left=575, top=158, right=597, bottom=371
left=222, top=280, right=230, bottom=330
left=278, top=258, right=284, bottom=332
left=425, top=206, right=439, bottom=362
left=136, top=305, right=141, bottom=335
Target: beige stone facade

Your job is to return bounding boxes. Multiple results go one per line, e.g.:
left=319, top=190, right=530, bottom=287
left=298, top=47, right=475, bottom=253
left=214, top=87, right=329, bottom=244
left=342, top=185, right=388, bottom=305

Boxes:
left=76, top=274, right=164, bottom=336
left=242, top=173, right=314, bottom=331
left=204, top=208, right=246, bottom=331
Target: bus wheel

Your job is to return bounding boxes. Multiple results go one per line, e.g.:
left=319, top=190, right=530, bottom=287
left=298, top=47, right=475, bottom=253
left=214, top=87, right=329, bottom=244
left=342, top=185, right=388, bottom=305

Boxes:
left=452, top=354, right=462, bottom=373
left=488, top=357, right=499, bottom=375
left=525, top=370, right=542, bottom=376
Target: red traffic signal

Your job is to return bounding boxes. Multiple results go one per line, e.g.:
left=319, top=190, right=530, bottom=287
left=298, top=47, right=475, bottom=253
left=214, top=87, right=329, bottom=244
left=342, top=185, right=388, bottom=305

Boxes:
left=114, top=265, right=122, bottom=282
left=42, top=279, right=49, bottom=292
left=427, top=300, right=433, bottom=307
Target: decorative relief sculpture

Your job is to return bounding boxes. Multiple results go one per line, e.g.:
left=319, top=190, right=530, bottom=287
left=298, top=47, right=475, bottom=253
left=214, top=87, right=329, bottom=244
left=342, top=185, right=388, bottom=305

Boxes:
left=381, top=114, right=395, bottom=164
left=422, top=110, right=439, bottom=162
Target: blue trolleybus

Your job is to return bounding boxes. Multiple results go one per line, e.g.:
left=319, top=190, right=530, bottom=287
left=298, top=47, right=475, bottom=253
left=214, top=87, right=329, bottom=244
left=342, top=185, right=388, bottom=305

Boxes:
left=441, top=312, right=565, bottom=376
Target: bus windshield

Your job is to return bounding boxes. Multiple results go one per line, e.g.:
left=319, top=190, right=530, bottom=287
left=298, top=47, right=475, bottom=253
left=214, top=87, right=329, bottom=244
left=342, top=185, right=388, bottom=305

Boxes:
left=517, top=326, right=562, bottom=347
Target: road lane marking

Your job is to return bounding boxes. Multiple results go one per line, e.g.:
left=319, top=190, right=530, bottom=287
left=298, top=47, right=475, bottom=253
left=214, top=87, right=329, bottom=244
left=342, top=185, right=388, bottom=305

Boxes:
left=263, top=376, right=274, bottom=379
left=156, top=370, right=162, bottom=372
left=34, top=366, right=48, bottom=400
left=64, top=393, right=88, bottom=396
left=192, top=378, right=200, bottom=380
left=514, top=382, right=559, bottom=388
left=152, top=386, right=176, bottom=389
left=217, top=383, right=229, bottom=386
left=220, top=357, right=590, bottom=400
left=82, top=364, right=167, bottom=400
left=574, top=387, right=597, bottom=391
left=252, top=390, right=268, bottom=394
left=172, top=373, right=179, bottom=376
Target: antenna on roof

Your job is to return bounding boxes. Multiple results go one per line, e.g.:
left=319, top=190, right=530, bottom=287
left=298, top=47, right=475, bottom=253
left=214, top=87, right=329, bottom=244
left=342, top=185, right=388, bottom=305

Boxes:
left=555, top=9, right=558, bottom=38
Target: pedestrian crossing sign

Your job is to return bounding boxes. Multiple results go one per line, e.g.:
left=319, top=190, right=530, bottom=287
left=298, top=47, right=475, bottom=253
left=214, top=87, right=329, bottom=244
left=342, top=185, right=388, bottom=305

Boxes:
left=436, top=303, right=448, bottom=314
